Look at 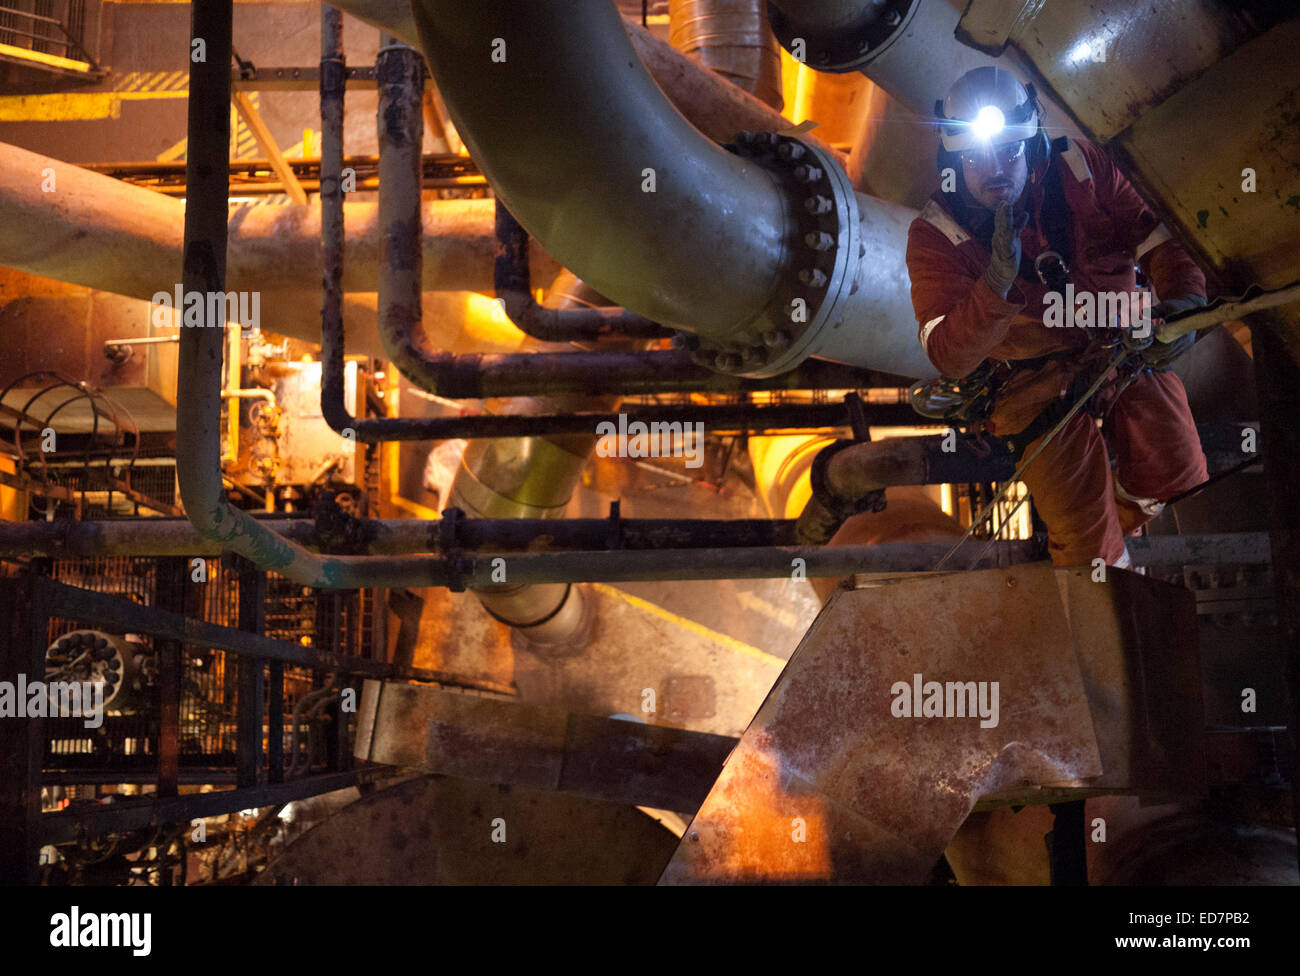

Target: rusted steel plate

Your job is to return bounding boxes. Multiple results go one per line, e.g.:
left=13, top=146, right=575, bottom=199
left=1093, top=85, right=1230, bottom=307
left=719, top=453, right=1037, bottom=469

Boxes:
left=661, top=563, right=1104, bottom=884
left=356, top=682, right=736, bottom=811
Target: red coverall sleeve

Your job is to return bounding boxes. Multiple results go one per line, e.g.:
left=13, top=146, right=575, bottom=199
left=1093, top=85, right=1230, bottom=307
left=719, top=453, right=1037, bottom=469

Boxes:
left=1077, top=141, right=1206, bottom=302
left=906, top=219, right=1026, bottom=378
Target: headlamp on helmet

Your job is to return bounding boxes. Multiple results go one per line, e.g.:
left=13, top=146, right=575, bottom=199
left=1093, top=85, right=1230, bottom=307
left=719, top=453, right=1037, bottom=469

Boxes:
left=935, top=67, right=1039, bottom=153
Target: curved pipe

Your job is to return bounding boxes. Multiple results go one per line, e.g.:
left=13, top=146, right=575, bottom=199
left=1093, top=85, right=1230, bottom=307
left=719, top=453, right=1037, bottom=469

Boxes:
left=796, top=432, right=1016, bottom=543
left=411, top=0, right=788, bottom=340
left=391, top=0, right=933, bottom=379
left=494, top=204, right=672, bottom=342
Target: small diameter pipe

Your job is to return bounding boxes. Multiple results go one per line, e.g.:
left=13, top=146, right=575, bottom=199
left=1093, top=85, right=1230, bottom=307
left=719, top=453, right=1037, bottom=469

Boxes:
left=0, top=519, right=1271, bottom=565
left=320, top=396, right=919, bottom=445
left=494, top=203, right=672, bottom=342
left=176, top=2, right=443, bottom=589
left=0, top=515, right=801, bottom=558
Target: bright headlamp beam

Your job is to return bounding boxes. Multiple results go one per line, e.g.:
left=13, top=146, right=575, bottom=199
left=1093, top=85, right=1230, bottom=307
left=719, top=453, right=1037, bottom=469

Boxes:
left=971, top=106, right=1005, bottom=142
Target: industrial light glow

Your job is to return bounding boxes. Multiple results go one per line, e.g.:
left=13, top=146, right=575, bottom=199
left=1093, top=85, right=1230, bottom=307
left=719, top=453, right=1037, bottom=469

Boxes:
left=971, top=105, right=1005, bottom=141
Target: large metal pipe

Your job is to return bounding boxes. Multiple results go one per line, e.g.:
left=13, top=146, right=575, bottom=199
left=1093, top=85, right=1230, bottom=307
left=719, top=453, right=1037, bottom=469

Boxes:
left=412, top=0, right=787, bottom=341
left=327, top=1, right=842, bottom=160
left=403, top=0, right=931, bottom=378
left=317, top=18, right=894, bottom=439
left=0, top=140, right=557, bottom=300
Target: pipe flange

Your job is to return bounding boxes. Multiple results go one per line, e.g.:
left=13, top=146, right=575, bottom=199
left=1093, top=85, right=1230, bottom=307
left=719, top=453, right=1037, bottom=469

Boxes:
left=712, top=131, right=860, bottom=378
left=766, top=0, right=919, bottom=73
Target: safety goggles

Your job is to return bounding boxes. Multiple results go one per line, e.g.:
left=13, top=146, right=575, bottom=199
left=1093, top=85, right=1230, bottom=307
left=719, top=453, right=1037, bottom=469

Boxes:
left=960, top=140, right=1026, bottom=169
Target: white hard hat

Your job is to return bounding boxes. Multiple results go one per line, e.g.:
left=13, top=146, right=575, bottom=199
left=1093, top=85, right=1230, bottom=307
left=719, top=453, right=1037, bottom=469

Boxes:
left=937, top=67, right=1039, bottom=152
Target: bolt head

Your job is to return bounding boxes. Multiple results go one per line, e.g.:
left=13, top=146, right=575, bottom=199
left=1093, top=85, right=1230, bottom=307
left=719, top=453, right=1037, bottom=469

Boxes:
left=763, top=330, right=791, bottom=350
left=805, top=195, right=833, bottom=215
left=804, top=231, right=835, bottom=251
left=799, top=268, right=828, bottom=287
left=793, top=164, right=824, bottom=183
left=778, top=142, right=806, bottom=161
left=714, top=352, right=740, bottom=372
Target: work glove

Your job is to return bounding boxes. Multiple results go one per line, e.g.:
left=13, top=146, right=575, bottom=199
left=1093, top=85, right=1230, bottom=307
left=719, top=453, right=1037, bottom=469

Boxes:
left=984, top=203, right=1030, bottom=299
left=1142, top=295, right=1205, bottom=369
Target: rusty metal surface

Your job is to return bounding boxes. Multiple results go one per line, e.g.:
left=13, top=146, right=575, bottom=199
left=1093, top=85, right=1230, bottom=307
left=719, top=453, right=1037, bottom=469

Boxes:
left=664, top=674, right=717, bottom=721
left=356, top=682, right=737, bottom=811
left=660, top=563, right=1104, bottom=883
left=255, top=773, right=680, bottom=884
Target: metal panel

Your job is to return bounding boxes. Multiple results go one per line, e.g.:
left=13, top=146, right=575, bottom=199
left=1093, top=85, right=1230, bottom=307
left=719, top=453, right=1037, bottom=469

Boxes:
left=660, top=563, right=1105, bottom=884
left=356, top=682, right=737, bottom=811
left=1006, top=0, right=1253, bottom=140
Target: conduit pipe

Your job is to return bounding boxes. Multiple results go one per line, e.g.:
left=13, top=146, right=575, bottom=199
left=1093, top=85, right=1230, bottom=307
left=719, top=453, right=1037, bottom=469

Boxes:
left=407, top=0, right=933, bottom=378
left=494, top=205, right=672, bottom=342
left=177, top=0, right=442, bottom=590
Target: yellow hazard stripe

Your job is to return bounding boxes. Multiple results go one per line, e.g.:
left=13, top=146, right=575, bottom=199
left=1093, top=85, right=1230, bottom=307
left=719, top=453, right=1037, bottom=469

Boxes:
left=589, top=582, right=787, bottom=668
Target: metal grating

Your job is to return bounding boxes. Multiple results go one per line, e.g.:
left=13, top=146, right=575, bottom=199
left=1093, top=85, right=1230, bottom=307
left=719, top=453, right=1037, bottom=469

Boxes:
left=41, top=555, right=361, bottom=777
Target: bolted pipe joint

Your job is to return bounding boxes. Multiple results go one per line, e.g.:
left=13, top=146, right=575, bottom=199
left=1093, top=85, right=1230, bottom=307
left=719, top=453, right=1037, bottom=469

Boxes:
left=703, top=133, right=863, bottom=378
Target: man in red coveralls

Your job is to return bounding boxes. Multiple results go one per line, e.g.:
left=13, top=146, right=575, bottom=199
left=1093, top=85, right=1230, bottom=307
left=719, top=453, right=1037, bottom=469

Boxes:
left=906, top=67, right=1209, bottom=568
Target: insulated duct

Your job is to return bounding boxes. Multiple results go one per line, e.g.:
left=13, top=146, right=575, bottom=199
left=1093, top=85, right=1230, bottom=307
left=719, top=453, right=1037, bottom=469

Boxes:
left=447, top=273, right=637, bottom=646
left=0, top=141, right=558, bottom=301
left=669, top=0, right=785, bottom=110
